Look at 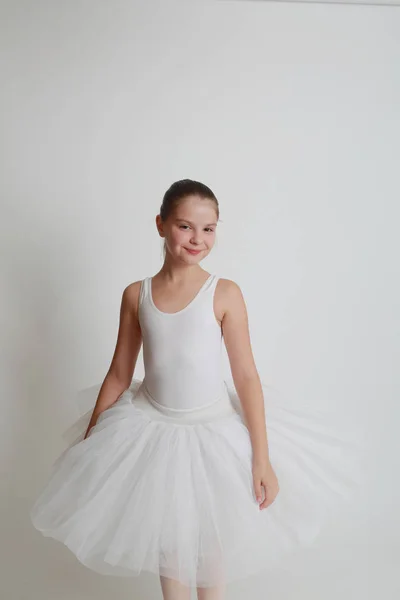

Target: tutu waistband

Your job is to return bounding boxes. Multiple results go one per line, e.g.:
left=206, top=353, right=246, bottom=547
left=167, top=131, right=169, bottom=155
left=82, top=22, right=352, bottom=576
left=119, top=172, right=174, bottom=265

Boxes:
left=133, top=382, right=238, bottom=424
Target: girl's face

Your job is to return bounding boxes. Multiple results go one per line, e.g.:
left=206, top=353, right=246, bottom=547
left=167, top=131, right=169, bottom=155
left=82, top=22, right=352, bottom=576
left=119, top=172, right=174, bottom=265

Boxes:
left=158, top=195, right=218, bottom=263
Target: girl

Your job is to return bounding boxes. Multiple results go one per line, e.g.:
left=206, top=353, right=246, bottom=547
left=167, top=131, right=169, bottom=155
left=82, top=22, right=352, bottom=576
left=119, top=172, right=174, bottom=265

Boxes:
left=30, top=179, right=362, bottom=599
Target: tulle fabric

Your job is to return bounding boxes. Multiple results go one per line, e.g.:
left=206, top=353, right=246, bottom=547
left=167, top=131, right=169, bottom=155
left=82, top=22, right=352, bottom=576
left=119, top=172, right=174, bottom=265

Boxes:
left=30, top=378, right=365, bottom=588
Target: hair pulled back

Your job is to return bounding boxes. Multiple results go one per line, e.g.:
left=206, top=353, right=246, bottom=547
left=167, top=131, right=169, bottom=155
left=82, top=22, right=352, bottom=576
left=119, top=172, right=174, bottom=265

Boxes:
left=159, top=179, right=219, bottom=223
left=159, top=179, right=220, bottom=256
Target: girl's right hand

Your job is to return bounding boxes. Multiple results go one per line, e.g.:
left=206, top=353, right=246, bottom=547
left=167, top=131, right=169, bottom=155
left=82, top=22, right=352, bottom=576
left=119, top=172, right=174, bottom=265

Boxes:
left=83, top=421, right=96, bottom=440
left=83, top=428, right=91, bottom=441
left=83, top=410, right=101, bottom=440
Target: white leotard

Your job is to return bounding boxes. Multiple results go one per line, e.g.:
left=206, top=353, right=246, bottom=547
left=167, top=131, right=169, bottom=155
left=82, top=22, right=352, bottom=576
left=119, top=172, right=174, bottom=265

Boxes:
left=138, top=274, right=226, bottom=412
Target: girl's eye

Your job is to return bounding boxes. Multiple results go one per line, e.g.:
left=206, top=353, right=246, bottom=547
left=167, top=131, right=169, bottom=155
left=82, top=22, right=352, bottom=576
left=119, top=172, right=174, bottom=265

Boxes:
left=179, top=225, right=214, bottom=233
left=179, top=225, right=214, bottom=232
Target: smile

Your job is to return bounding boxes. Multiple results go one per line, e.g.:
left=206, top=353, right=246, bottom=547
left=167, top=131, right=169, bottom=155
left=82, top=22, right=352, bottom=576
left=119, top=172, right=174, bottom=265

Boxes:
left=185, top=248, right=202, bottom=255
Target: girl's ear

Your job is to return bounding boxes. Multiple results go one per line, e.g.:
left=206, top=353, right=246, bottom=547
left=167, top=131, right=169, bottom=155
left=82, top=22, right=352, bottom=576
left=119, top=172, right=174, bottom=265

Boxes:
left=155, top=214, right=165, bottom=238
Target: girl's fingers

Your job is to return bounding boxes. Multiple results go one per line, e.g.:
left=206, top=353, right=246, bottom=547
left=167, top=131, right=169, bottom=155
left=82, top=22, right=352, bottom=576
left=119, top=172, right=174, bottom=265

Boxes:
left=259, top=482, right=279, bottom=510
left=259, top=492, right=270, bottom=510
left=253, top=478, right=263, bottom=504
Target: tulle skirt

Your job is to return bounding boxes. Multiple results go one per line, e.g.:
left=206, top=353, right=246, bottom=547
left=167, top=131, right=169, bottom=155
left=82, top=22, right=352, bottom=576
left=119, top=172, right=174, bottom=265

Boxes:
left=30, top=378, right=365, bottom=588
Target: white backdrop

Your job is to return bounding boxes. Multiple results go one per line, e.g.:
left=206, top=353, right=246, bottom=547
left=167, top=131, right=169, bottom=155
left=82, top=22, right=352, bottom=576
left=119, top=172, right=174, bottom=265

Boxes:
left=1, top=1, right=399, bottom=598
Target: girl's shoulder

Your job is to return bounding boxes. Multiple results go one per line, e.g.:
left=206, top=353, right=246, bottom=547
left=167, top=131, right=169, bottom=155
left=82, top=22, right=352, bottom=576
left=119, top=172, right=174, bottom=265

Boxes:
left=124, top=278, right=143, bottom=296
left=121, top=279, right=144, bottom=315
left=215, top=277, right=247, bottom=313
left=216, top=277, right=243, bottom=295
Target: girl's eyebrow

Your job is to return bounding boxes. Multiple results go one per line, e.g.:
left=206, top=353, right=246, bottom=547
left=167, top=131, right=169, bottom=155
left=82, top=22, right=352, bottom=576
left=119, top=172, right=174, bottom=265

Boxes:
left=176, top=219, right=217, bottom=227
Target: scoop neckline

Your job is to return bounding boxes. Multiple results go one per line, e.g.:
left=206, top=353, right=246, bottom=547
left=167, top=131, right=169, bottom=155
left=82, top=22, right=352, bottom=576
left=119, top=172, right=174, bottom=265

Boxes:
left=148, top=273, right=214, bottom=316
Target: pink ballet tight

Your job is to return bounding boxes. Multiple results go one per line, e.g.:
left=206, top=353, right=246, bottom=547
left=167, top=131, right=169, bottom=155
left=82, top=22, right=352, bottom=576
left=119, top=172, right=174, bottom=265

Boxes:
left=196, top=581, right=226, bottom=600
left=160, top=575, right=226, bottom=600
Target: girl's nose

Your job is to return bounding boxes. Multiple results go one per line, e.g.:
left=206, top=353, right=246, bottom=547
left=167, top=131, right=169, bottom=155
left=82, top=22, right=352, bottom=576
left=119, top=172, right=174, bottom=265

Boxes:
left=190, top=232, right=202, bottom=245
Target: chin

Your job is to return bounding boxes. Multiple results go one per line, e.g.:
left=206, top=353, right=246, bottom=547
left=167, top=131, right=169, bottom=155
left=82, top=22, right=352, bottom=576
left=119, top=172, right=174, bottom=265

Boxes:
left=184, top=255, right=202, bottom=262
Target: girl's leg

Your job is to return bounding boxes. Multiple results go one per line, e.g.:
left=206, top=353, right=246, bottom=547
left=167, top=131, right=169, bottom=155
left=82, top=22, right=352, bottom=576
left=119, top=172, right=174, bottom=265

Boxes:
left=160, top=575, right=191, bottom=600
left=196, top=581, right=226, bottom=600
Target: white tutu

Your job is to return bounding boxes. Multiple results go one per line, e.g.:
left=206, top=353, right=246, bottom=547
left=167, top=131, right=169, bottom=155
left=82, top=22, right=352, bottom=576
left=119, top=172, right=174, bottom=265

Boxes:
left=30, top=378, right=366, bottom=588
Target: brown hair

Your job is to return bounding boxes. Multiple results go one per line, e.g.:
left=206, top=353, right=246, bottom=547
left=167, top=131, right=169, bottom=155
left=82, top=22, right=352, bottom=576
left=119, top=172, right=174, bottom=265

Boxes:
left=159, top=179, right=220, bottom=254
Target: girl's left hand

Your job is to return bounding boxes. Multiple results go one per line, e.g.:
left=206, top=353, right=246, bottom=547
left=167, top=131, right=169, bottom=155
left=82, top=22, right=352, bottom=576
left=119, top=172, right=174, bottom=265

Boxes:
left=252, top=457, right=280, bottom=510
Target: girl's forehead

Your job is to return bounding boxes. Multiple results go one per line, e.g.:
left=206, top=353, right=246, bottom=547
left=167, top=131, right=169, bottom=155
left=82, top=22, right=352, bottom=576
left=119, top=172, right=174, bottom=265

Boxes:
left=175, top=217, right=218, bottom=227
left=174, top=197, right=217, bottom=219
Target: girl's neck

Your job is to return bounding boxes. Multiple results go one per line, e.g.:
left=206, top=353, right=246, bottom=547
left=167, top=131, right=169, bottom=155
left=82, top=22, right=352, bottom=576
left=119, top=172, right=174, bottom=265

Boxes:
left=156, top=262, right=208, bottom=284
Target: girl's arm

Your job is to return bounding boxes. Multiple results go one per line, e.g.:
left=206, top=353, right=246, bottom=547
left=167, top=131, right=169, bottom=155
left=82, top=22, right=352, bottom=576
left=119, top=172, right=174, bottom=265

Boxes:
left=84, top=281, right=143, bottom=439
left=219, top=279, right=270, bottom=463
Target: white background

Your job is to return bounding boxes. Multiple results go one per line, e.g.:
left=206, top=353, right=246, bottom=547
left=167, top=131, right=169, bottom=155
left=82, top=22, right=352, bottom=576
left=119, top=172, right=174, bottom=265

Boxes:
left=1, top=0, right=399, bottom=598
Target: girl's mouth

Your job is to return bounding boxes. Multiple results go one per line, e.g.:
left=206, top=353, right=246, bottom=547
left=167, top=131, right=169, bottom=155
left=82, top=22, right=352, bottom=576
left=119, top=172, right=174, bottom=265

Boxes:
left=185, top=248, right=202, bottom=255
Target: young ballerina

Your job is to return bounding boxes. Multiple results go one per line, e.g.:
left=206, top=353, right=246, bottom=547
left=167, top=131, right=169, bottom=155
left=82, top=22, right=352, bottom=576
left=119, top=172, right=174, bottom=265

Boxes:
left=30, top=179, right=362, bottom=599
